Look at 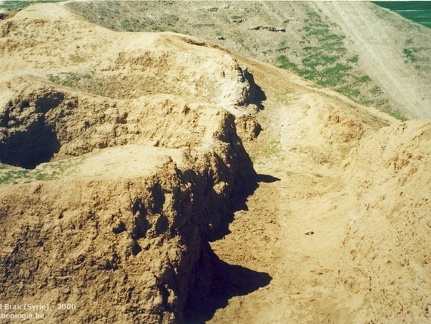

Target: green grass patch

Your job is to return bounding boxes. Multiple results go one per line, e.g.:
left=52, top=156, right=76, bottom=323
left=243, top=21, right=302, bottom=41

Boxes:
left=403, top=48, right=419, bottom=63
left=347, top=55, right=359, bottom=63
left=279, top=10, right=355, bottom=88
left=318, top=33, right=342, bottom=42
left=48, top=72, right=112, bottom=97
left=302, top=53, right=340, bottom=68
left=277, top=55, right=299, bottom=72
left=120, top=18, right=137, bottom=31
left=357, top=96, right=375, bottom=106
left=354, top=74, right=372, bottom=84
left=0, top=158, right=83, bottom=185
left=0, top=169, right=30, bottom=184
left=382, top=108, right=408, bottom=121
left=306, top=28, right=330, bottom=36
left=275, top=8, right=397, bottom=119
left=316, top=63, right=352, bottom=87
left=277, top=40, right=288, bottom=52
left=370, top=85, right=382, bottom=95
left=336, top=85, right=360, bottom=97
left=405, top=38, right=414, bottom=46
left=48, top=72, right=90, bottom=86
left=322, top=41, right=346, bottom=53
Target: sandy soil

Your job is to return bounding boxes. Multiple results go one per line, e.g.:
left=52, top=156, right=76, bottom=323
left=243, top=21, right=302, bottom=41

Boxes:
left=64, top=1, right=431, bottom=119
left=206, top=57, right=431, bottom=323
left=1, top=3, right=431, bottom=323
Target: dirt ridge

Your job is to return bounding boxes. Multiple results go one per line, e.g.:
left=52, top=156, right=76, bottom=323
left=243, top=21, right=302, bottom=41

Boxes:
left=1, top=3, right=431, bottom=323
left=0, top=4, right=260, bottom=323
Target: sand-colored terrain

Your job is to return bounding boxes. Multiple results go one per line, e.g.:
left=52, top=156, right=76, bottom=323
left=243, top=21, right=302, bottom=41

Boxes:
left=207, top=58, right=431, bottom=323
left=1, top=5, right=260, bottom=323
left=65, top=1, right=431, bottom=119
left=1, top=3, right=431, bottom=324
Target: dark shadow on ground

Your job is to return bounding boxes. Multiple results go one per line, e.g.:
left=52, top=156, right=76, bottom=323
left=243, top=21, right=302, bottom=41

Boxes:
left=0, top=126, right=61, bottom=169
left=184, top=245, right=272, bottom=323
left=243, top=69, right=267, bottom=110
left=256, top=174, right=281, bottom=183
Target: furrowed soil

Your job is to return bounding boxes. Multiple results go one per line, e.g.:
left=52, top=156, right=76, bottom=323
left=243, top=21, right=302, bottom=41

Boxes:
left=1, top=3, right=431, bottom=324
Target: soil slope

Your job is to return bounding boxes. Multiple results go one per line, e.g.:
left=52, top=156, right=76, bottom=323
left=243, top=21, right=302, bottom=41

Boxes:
left=208, top=58, right=431, bottom=323
left=1, top=3, right=431, bottom=324
left=65, top=1, right=431, bottom=119
left=0, top=4, right=260, bottom=323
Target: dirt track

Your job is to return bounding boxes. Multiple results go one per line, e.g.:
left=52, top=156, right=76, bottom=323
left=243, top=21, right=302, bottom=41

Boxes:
left=206, top=65, right=369, bottom=322
left=206, top=57, right=431, bottom=322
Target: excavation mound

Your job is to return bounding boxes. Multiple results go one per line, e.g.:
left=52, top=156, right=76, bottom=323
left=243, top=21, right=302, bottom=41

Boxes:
left=0, top=4, right=260, bottom=323
left=2, top=3, right=431, bottom=324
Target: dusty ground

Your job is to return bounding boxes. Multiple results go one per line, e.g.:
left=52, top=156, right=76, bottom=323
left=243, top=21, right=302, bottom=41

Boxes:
left=1, top=3, right=431, bottom=324
left=208, top=57, right=431, bottom=323
left=0, top=5, right=261, bottom=323
left=65, top=1, right=431, bottom=119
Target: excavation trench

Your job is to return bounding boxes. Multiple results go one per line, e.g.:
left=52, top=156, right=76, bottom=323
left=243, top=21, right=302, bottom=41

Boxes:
left=0, top=91, right=64, bottom=169
left=0, top=11, right=272, bottom=321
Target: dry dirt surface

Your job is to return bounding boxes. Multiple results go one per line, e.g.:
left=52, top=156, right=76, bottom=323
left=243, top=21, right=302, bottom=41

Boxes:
left=65, top=1, right=431, bottom=119
left=1, top=3, right=431, bottom=324
left=314, top=1, right=431, bottom=119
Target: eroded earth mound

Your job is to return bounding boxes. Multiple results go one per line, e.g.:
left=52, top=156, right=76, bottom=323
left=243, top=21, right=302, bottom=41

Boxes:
left=1, top=3, right=431, bottom=324
left=0, top=4, right=260, bottom=323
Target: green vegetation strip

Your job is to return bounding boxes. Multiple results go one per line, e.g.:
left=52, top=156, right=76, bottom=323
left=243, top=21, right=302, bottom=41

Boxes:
left=0, top=158, right=83, bottom=185
left=48, top=72, right=112, bottom=97
left=277, top=9, right=406, bottom=120
left=277, top=10, right=352, bottom=88
left=277, top=11, right=359, bottom=89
